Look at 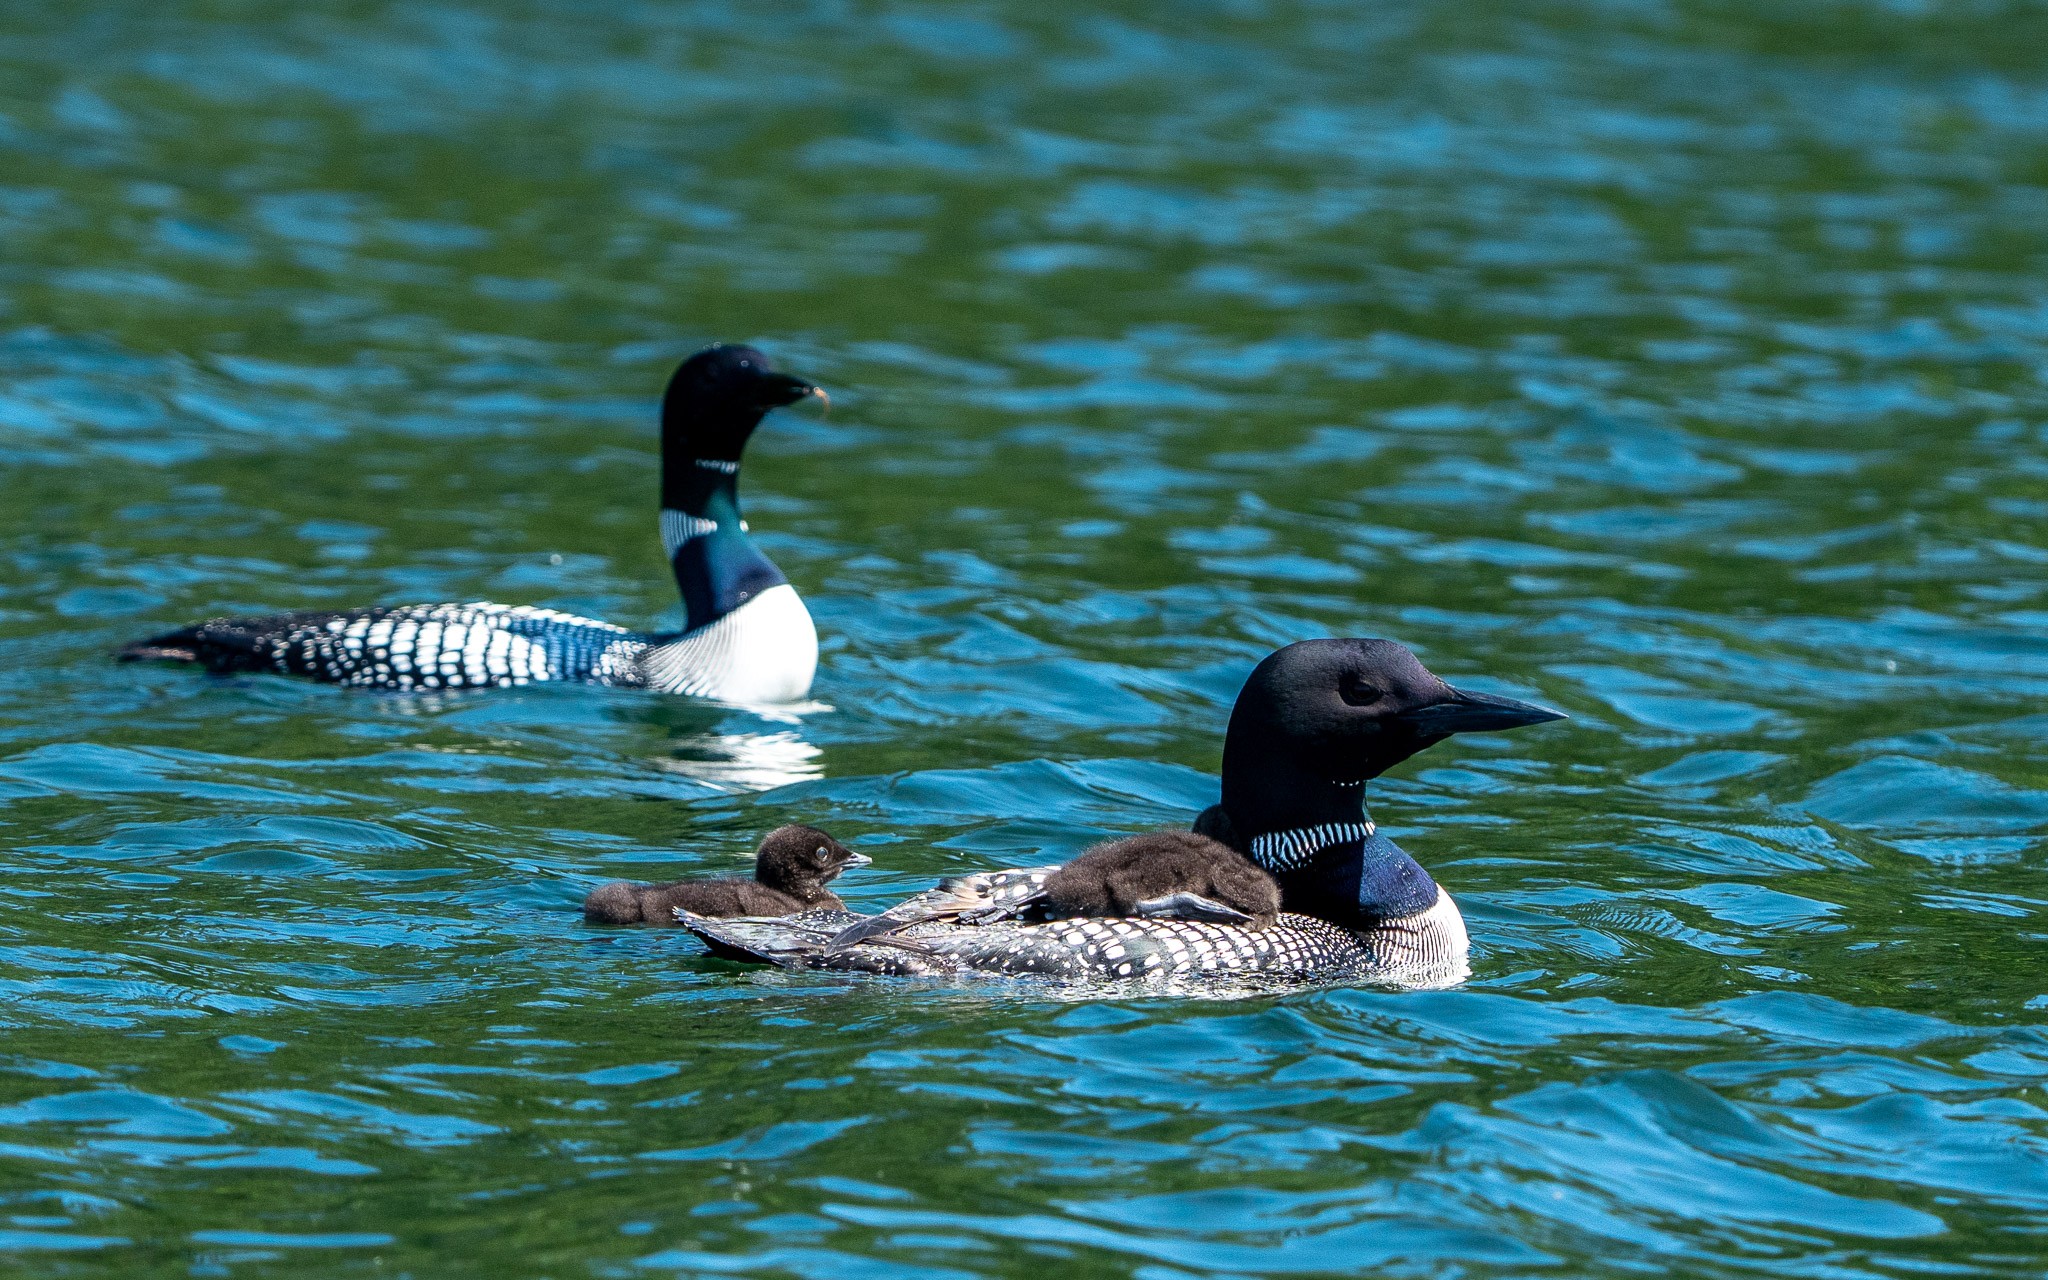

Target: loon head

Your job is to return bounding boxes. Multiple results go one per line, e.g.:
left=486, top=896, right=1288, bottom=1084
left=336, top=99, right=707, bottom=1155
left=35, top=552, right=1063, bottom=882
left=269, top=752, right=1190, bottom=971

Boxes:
left=660, top=344, right=823, bottom=470
left=1219, top=637, right=1564, bottom=842
left=653, top=345, right=828, bottom=636
left=753, top=824, right=870, bottom=903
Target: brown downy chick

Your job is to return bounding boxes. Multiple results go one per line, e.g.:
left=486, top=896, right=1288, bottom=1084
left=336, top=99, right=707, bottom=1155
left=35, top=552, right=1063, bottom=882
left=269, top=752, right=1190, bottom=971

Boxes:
left=583, top=825, right=868, bottom=924
left=1039, top=830, right=1281, bottom=929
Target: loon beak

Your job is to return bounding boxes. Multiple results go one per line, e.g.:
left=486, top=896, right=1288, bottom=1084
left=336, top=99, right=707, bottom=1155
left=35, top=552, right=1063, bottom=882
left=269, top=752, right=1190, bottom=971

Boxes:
left=761, top=373, right=826, bottom=410
left=840, top=851, right=872, bottom=869
left=1396, top=685, right=1567, bottom=736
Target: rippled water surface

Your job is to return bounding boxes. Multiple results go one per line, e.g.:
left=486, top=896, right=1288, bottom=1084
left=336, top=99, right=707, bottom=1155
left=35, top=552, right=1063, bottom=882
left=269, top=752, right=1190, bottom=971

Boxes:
left=4, top=0, right=2048, bottom=1274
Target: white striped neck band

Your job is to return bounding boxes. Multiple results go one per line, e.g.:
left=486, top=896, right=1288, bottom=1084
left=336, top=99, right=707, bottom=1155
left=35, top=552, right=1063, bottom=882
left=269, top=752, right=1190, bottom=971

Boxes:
left=1248, top=820, right=1377, bottom=873
left=660, top=509, right=719, bottom=556
left=694, top=458, right=740, bottom=474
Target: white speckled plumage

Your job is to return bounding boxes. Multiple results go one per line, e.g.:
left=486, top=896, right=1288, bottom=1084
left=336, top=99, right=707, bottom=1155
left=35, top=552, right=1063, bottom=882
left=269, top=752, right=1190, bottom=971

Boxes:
left=681, top=887, right=1470, bottom=990
left=185, top=584, right=815, bottom=700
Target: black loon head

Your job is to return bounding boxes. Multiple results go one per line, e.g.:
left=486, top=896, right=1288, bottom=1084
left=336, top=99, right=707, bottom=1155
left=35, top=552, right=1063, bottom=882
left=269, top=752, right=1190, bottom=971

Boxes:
left=1208, top=639, right=1564, bottom=924
left=660, top=344, right=822, bottom=483
left=753, top=824, right=869, bottom=902
left=653, top=345, right=827, bottom=632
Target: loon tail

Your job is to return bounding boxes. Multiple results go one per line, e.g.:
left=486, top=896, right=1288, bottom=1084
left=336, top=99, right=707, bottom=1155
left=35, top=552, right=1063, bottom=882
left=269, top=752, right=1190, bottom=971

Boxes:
left=115, top=614, right=325, bottom=672
left=116, top=627, right=205, bottom=663
left=675, top=911, right=835, bottom=967
left=676, top=910, right=949, bottom=974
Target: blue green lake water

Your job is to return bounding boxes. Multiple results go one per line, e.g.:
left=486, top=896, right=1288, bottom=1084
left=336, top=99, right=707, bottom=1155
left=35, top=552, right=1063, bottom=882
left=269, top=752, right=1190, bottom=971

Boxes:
left=3, top=0, right=2048, bottom=1275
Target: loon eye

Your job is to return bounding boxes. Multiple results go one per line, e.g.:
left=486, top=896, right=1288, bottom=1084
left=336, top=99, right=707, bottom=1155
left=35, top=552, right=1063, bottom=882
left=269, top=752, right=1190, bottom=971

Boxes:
left=1339, top=675, right=1382, bottom=707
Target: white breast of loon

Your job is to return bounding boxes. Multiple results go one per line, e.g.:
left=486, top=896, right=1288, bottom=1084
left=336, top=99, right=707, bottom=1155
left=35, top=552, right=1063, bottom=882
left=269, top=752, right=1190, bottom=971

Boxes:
left=637, top=582, right=817, bottom=702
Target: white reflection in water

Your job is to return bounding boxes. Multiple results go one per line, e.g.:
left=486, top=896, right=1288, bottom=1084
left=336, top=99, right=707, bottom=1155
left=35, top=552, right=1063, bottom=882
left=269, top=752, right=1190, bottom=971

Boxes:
left=654, top=729, right=824, bottom=792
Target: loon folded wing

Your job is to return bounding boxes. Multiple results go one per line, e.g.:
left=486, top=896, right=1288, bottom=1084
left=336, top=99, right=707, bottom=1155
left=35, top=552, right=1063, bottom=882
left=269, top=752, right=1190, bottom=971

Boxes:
left=677, top=910, right=950, bottom=974
left=1128, top=892, right=1256, bottom=925
left=118, top=603, right=639, bottom=689
left=912, top=915, right=1376, bottom=982
left=675, top=911, right=837, bottom=967
left=822, top=865, right=1060, bottom=952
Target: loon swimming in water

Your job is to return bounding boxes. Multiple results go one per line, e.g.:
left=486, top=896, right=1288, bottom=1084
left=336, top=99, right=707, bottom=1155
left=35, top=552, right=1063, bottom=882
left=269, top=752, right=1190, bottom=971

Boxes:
left=118, top=345, right=826, bottom=702
left=679, top=638, right=1565, bottom=987
left=582, top=825, right=868, bottom=923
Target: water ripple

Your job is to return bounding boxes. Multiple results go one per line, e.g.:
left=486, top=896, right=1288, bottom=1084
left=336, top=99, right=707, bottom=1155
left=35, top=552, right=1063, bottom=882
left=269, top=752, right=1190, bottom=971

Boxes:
left=0, top=0, right=2045, bottom=1274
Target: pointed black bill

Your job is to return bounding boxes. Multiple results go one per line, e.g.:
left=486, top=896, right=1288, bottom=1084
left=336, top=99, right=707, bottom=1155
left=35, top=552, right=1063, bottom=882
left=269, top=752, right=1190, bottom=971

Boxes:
left=1396, top=685, right=1567, bottom=736
left=760, top=373, right=824, bottom=409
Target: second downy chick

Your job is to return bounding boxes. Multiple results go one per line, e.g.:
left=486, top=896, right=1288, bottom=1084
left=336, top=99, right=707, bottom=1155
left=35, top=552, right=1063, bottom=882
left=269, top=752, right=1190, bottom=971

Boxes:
left=1039, top=830, right=1280, bottom=928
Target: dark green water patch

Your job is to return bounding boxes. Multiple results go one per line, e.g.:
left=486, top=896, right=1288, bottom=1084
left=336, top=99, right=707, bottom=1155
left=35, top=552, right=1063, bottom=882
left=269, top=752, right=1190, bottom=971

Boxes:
left=2, top=0, right=2047, bottom=1275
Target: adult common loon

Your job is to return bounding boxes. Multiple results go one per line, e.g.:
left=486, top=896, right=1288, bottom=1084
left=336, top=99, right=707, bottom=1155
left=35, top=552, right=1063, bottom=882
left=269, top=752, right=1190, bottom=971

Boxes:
left=582, top=825, right=869, bottom=924
left=118, top=345, right=826, bottom=702
left=679, top=638, right=1565, bottom=988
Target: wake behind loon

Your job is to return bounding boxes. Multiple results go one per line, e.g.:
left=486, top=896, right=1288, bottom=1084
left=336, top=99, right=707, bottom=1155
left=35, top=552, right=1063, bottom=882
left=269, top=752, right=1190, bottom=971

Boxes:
left=681, top=638, right=1566, bottom=988
left=118, top=345, right=826, bottom=703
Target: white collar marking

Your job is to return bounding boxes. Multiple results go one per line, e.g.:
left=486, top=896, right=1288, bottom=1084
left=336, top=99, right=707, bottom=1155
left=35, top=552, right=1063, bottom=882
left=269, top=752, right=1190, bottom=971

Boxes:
left=1248, top=820, right=1377, bottom=872
left=661, top=508, right=719, bottom=556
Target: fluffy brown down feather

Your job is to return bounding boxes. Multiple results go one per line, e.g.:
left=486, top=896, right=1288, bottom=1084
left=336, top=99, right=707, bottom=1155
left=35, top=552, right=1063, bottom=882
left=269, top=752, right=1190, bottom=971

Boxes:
left=583, top=824, right=860, bottom=924
left=1040, top=830, right=1280, bottom=928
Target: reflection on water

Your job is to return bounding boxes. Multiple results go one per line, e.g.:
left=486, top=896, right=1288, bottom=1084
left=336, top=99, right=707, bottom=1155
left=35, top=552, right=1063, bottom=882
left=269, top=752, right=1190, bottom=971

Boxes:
left=654, top=728, right=825, bottom=792
left=1, top=0, right=2047, bottom=1275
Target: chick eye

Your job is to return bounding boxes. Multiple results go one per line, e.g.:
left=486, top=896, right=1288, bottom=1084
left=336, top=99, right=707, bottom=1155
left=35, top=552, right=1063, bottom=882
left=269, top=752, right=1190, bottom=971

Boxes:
left=1339, top=676, right=1382, bottom=707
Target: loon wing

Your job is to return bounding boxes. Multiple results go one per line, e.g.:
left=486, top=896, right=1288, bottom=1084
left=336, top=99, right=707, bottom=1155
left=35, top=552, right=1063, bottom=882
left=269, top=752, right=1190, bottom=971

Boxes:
left=1129, top=892, right=1255, bottom=925
left=725, top=913, right=1374, bottom=984
left=677, top=910, right=950, bottom=974
left=823, top=865, right=1061, bottom=952
left=677, top=911, right=837, bottom=966
left=681, top=882, right=1471, bottom=989
left=118, top=603, right=640, bottom=689
left=915, top=915, right=1371, bottom=982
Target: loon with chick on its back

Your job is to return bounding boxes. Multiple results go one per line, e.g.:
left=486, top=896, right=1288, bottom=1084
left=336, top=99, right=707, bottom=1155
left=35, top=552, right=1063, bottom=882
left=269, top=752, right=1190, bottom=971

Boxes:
left=119, top=345, right=827, bottom=703
left=681, top=638, right=1566, bottom=989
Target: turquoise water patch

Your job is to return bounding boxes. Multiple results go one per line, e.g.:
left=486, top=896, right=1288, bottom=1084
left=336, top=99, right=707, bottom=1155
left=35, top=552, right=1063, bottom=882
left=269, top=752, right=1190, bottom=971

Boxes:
left=0, top=0, right=2045, bottom=1275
